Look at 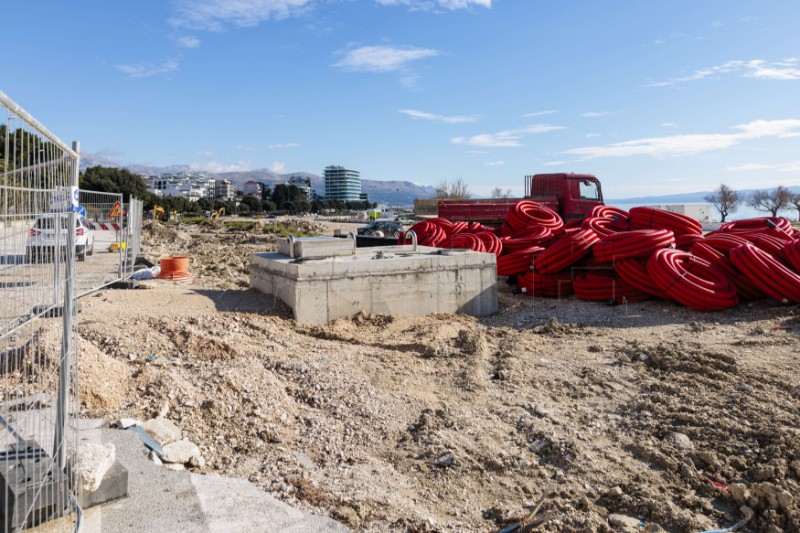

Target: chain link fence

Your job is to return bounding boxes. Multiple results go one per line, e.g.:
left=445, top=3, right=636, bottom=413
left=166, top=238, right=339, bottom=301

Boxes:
left=1, top=91, right=82, bottom=531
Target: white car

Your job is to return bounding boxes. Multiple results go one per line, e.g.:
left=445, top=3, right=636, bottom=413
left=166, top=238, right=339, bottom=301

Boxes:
left=26, top=214, right=95, bottom=262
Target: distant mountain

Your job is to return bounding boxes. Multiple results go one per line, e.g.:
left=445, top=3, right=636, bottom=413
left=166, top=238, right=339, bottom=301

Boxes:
left=78, top=153, right=436, bottom=205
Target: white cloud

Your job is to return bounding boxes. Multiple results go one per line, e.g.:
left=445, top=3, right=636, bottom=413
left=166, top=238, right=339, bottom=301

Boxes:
left=236, top=145, right=254, bottom=151
left=660, top=122, right=678, bottom=128
left=452, top=124, right=565, bottom=148
left=584, top=133, right=601, bottom=138
left=542, top=161, right=566, bottom=166
left=647, top=58, right=800, bottom=87
left=333, top=45, right=439, bottom=73
left=189, top=160, right=252, bottom=172
left=581, top=111, right=611, bottom=118
left=197, top=150, right=217, bottom=158
left=399, top=109, right=479, bottom=124
left=375, top=0, right=491, bottom=11
left=175, top=35, right=201, bottom=48
left=116, top=59, right=179, bottom=78
left=562, top=118, right=800, bottom=159
left=270, top=161, right=287, bottom=173
left=170, top=0, right=311, bottom=30
left=523, top=110, right=558, bottom=118
left=726, top=161, right=800, bottom=173
left=485, top=160, right=504, bottom=166
left=268, top=143, right=300, bottom=149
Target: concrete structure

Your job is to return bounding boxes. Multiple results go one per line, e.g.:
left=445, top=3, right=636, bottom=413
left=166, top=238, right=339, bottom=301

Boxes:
left=644, top=203, right=712, bottom=223
left=214, top=179, right=235, bottom=201
left=243, top=180, right=263, bottom=198
left=324, top=166, right=362, bottom=202
left=250, top=239, right=498, bottom=325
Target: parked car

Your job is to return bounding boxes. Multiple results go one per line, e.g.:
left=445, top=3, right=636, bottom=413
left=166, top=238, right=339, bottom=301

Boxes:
left=356, top=220, right=404, bottom=238
left=26, top=214, right=95, bottom=262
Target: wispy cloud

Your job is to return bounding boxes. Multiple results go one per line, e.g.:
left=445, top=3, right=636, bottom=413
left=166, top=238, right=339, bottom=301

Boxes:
left=726, top=161, right=800, bottom=173
left=660, top=122, right=678, bottom=128
left=170, top=0, right=311, bottom=31
left=646, top=58, right=800, bottom=87
left=269, top=143, right=300, bottom=149
left=116, top=59, right=179, bottom=78
left=542, top=161, right=566, bottom=166
left=485, top=160, right=504, bottom=166
left=399, top=109, right=479, bottom=124
left=581, top=111, right=611, bottom=118
left=270, top=161, right=287, bottom=173
left=197, top=150, right=217, bottom=158
left=585, top=133, right=601, bottom=138
left=174, top=35, right=201, bottom=48
left=523, top=110, right=558, bottom=118
left=452, top=124, right=565, bottom=148
left=561, top=119, right=800, bottom=159
left=189, top=160, right=252, bottom=172
left=375, top=0, right=491, bottom=11
left=333, top=45, right=439, bottom=73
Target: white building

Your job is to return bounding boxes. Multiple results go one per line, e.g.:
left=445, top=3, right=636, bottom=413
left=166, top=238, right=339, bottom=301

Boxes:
left=243, top=180, right=263, bottom=197
left=145, top=172, right=215, bottom=202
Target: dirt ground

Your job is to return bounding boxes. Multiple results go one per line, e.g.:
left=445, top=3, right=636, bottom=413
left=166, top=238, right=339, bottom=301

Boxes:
left=75, top=218, right=799, bottom=532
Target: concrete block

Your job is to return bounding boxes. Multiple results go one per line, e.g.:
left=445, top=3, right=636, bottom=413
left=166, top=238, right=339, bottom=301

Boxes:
left=250, top=246, right=498, bottom=325
left=77, top=460, right=129, bottom=509
left=277, top=236, right=355, bottom=258
left=74, top=443, right=115, bottom=492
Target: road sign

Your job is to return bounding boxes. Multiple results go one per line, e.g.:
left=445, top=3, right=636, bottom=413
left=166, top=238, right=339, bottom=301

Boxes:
left=108, top=200, right=121, bottom=218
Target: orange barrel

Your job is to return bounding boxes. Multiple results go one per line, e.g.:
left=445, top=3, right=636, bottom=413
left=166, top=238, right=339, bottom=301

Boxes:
left=158, top=256, right=192, bottom=280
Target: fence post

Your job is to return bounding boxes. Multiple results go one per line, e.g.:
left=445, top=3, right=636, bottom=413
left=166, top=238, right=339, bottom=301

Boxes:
left=53, top=140, right=79, bottom=469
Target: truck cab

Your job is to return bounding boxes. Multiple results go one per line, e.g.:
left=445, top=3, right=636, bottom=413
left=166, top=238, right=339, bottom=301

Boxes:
left=525, top=173, right=603, bottom=221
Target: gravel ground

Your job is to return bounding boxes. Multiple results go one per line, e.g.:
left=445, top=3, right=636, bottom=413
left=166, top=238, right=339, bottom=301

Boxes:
left=72, top=218, right=799, bottom=532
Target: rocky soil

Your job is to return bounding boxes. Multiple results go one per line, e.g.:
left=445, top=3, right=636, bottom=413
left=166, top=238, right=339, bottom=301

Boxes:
left=73, top=218, right=799, bottom=532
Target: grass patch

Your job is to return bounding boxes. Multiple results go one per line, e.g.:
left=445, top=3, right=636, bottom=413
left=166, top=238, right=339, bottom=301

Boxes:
left=223, top=221, right=261, bottom=231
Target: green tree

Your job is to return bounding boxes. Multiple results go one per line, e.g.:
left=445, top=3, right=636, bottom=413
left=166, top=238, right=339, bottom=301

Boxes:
left=80, top=166, right=153, bottom=203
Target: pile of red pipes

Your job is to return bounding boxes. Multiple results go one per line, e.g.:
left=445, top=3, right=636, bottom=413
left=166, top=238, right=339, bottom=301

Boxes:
left=399, top=202, right=800, bottom=312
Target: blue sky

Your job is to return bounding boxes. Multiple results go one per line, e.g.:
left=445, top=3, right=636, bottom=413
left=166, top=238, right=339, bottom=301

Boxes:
left=4, top=0, right=800, bottom=198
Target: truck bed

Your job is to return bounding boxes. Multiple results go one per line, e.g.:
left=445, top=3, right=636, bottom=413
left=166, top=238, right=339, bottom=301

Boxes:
left=437, top=197, right=559, bottom=224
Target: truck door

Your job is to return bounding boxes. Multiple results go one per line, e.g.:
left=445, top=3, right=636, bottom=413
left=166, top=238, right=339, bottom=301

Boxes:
left=564, top=178, right=604, bottom=220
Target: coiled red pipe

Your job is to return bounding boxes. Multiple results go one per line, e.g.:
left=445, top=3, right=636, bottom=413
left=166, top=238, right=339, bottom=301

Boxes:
left=718, top=217, right=792, bottom=236
left=497, top=246, right=544, bottom=276
left=504, top=201, right=564, bottom=233
left=518, top=270, right=573, bottom=298
left=501, top=226, right=553, bottom=253
left=614, top=258, right=668, bottom=299
left=702, top=233, right=751, bottom=256
left=783, top=239, right=800, bottom=273
left=674, top=234, right=704, bottom=251
left=573, top=273, right=650, bottom=303
left=580, top=217, right=624, bottom=237
left=534, top=228, right=599, bottom=274
left=647, top=249, right=738, bottom=311
left=593, top=229, right=675, bottom=263
left=730, top=243, right=800, bottom=304
left=399, top=221, right=448, bottom=247
left=590, top=205, right=629, bottom=221
left=629, top=206, right=702, bottom=236
left=740, top=233, right=789, bottom=262
left=449, top=233, right=486, bottom=253
left=475, top=231, right=503, bottom=256
left=690, top=242, right=765, bottom=301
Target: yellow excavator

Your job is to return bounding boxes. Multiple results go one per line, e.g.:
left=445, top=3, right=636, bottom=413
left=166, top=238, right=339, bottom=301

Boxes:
left=211, top=208, right=225, bottom=219
left=153, top=205, right=166, bottom=221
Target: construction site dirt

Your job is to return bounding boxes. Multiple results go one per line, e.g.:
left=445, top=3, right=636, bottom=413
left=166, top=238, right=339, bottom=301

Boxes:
left=76, top=218, right=799, bottom=532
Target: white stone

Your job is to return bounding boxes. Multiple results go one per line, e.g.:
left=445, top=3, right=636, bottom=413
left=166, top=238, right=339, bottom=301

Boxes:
left=162, top=439, right=202, bottom=465
left=141, top=417, right=182, bottom=446
left=74, top=443, right=115, bottom=492
left=115, top=418, right=140, bottom=429
left=608, top=513, right=641, bottom=533
left=666, top=432, right=693, bottom=450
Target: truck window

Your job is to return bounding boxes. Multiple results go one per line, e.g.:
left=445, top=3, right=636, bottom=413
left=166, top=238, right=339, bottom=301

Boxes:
left=579, top=180, right=600, bottom=200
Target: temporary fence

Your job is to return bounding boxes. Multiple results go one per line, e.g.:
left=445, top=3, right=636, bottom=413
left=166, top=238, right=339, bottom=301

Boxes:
left=122, top=198, right=143, bottom=281
left=1, top=91, right=82, bottom=531
left=75, top=189, right=125, bottom=297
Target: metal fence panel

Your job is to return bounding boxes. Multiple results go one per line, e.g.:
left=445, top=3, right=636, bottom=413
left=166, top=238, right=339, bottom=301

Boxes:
left=76, top=189, right=124, bottom=297
left=1, top=91, right=81, bottom=531
left=122, top=198, right=143, bottom=279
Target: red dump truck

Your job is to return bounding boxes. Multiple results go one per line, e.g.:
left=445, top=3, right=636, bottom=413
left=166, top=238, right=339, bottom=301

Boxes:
left=438, top=173, right=604, bottom=224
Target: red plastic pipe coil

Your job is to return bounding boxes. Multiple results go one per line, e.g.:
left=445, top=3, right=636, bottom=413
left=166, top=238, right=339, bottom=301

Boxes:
left=593, top=229, right=675, bottom=263
left=729, top=243, right=800, bottom=304
left=646, top=249, right=738, bottom=311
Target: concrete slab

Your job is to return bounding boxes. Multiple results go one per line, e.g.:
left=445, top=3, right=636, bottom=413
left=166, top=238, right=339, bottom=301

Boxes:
left=250, top=245, right=498, bottom=324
